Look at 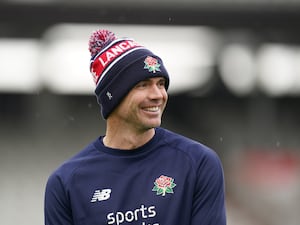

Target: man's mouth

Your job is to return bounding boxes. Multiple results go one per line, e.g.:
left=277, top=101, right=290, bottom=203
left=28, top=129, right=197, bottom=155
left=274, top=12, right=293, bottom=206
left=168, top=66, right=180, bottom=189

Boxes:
left=144, top=106, right=159, bottom=112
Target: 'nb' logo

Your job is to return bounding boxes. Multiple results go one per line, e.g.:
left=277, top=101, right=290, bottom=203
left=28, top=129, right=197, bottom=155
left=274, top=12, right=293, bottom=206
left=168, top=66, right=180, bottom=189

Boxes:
left=90, top=189, right=112, bottom=203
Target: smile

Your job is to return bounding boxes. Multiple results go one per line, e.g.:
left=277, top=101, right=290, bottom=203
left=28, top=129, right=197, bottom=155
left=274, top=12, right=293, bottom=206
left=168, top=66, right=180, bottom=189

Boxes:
left=144, top=106, right=159, bottom=112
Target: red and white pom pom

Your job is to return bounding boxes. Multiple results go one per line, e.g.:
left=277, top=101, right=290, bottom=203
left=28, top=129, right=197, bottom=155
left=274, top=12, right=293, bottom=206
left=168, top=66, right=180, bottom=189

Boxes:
left=88, top=29, right=117, bottom=57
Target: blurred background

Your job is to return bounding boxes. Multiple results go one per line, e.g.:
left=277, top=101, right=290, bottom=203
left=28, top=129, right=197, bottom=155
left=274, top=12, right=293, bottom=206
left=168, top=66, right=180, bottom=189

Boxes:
left=1, top=0, right=300, bottom=225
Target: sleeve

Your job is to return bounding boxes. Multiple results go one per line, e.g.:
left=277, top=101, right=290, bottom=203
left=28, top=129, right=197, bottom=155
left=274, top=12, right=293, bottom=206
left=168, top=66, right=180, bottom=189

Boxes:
left=44, top=172, right=74, bottom=225
left=191, top=150, right=227, bottom=225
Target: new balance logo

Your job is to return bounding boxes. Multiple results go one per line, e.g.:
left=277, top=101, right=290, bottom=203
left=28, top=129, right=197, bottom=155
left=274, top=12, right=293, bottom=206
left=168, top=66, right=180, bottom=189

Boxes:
left=91, top=188, right=112, bottom=203
left=106, top=91, right=113, bottom=100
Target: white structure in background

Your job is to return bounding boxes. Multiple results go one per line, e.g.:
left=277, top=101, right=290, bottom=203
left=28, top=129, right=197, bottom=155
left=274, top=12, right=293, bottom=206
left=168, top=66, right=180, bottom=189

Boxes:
left=2, top=24, right=300, bottom=97
left=257, top=44, right=298, bottom=96
left=219, top=43, right=257, bottom=96
left=0, top=39, right=40, bottom=93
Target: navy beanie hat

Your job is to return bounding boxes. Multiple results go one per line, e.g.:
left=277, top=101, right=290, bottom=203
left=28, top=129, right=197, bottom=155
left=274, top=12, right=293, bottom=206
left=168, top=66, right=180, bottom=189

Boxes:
left=88, top=29, right=170, bottom=119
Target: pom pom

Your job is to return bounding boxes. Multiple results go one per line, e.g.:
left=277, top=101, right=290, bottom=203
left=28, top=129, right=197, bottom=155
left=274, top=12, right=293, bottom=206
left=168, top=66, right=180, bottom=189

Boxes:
left=88, top=29, right=117, bottom=57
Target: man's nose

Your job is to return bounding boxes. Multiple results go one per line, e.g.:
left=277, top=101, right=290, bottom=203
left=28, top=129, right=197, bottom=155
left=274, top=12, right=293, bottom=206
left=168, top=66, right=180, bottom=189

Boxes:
left=148, top=84, right=165, bottom=99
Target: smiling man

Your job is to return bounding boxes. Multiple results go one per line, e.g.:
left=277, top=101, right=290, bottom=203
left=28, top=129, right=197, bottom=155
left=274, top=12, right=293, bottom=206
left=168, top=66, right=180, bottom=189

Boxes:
left=44, top=29, right=227, bottom=225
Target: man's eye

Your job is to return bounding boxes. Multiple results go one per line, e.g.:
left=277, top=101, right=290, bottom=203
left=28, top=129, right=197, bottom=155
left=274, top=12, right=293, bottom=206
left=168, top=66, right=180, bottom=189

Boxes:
left=135, top=82, right=147, bottom=88
left=158, top=80, right=166, bottom=87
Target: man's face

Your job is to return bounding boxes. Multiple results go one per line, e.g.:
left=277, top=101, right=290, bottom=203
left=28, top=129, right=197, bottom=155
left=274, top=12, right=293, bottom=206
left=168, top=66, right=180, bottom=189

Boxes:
left=110, top=77, right=168, bottom=132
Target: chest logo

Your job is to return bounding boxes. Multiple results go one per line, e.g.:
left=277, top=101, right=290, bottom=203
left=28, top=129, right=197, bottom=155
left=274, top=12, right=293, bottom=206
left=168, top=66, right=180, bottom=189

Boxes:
left=152, top=175, right=176, bottom=196
left=91, top=188, right=112, bottom=202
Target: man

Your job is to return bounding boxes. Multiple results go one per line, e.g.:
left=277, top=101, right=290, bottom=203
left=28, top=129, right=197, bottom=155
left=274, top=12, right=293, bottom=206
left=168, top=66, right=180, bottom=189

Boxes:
left=44, top=29, right=226, bottom=225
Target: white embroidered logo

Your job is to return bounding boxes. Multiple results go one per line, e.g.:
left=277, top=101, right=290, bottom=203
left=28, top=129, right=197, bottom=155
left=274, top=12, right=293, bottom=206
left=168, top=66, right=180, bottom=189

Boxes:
left=91, top=188, right=112, bottom=202
left=106, top=91, right=113, bottom=100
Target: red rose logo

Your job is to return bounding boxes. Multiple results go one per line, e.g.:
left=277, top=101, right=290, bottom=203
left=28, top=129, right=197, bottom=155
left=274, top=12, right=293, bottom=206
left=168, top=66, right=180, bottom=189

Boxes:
left=144, top=56, right=161, bottom=73
left=152, top=175, right=176, bottom=196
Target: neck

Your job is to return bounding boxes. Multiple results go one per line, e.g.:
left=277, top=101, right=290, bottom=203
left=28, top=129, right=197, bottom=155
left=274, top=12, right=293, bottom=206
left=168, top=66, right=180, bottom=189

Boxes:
left=103, top=119, right=155, bottom=150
